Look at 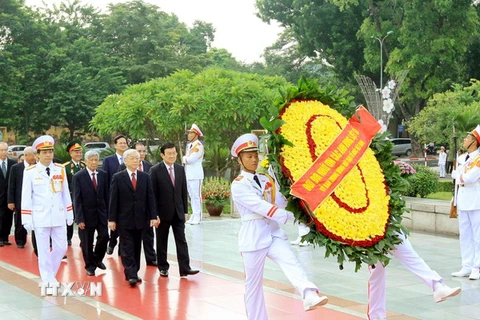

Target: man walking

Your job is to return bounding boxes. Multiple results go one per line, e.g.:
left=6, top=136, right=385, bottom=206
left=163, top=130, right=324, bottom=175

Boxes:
left=73, top=150, right=109, bottom=276
left=103, top=134, right=128, bottom=255
left=183, top=124, right=204, bottom=225
left=21, top=135, right=73, bottom=294
left=64, top=140, right=86, bottom=246
left=0, top=142, right=16, bottom=246
left=7, top=146, right=36, bottom=248
left=150, top=143, right=199, bottom=278
left=109, top=149, right=158, bottom=286
left=118, top=142, right=157, bottom=266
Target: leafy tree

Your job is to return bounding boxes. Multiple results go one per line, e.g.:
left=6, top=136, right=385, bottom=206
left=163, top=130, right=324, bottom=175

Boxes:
left=407, top=80, right=480, bottom=148
left=99, top=0, right=214, bottom=84
left=257, top=0, right=479, bottom=126
left=37, top=0, right=125, bottom=140
left=91, top=67, right=291, bottom=176
left=258, top=29, right=338, bottom=85
left=0, top=0, right=54, bottom=138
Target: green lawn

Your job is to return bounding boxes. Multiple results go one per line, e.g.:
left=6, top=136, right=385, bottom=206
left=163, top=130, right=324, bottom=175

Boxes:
left=425, top=191, right=452, bottom=201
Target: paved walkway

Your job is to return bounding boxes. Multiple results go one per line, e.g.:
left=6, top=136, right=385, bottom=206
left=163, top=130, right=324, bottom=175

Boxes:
left=0, top=217, right=478, bottom=319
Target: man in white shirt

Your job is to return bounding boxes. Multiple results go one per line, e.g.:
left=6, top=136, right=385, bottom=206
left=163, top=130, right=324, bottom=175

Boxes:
left=21, top=135, right=73, bottom=294
left=183, top=124, right=204, bottom=225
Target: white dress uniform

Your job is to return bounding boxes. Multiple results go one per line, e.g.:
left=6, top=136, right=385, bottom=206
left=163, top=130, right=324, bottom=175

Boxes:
left=21, top=136, right=73, bottom=285
left=231, top=133, right=326, bottom=320
left=184, top=125, right=204, bottom=225
left=367, top=232, right=454, bottom=320
left=454, top=144, right=480, bottom=279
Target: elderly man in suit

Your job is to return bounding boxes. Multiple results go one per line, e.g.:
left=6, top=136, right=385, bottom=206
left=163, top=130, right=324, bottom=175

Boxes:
left=118, top=142, right=157, bottom=266
left=183, top=124, right=204, bottom=225
left=109, top=149, right=159, bottom=286
left=21, top=135, right=73, bottom=294
left=0, top=142, right=17, bottom=246
left=103, top=134, right=128, bottom=255
left=7, top=146, right=36, bottom=248
left=73, top=150, right=109, bottom=276
left=150, top=142, right=199, bottom=278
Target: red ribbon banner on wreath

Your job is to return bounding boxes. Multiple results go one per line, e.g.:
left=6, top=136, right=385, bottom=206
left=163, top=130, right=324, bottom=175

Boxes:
left=290, top=106, right=381, bottom=211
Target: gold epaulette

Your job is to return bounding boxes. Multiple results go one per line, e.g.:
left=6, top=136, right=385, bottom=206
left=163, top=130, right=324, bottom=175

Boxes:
left=26, top=164, right=36, bottom=170
left=55, top=163, right=65, bottom=168
left=234, top=175, right=244, bottom=181
left=62, top=161, right=71, bottom=166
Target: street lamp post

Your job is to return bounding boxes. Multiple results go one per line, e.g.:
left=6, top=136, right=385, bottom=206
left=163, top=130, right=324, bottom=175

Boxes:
left=371, top=30, right=393, bottom=89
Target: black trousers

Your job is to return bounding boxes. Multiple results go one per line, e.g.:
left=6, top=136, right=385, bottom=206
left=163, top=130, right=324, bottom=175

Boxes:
left=156, top=214, right=191, bottom=273
left=108, top=229, right=119, bottom=249
left=447, top=161, right=454, bottom=174
left=118, top=228, right=144, bottom=279
left=0, top=208, right=13, bottom=242
left=78, top=224, right=109, bottom=272
left=14, top=210, right=27, bottom=245
left=143, top=226, right=156, bottom=263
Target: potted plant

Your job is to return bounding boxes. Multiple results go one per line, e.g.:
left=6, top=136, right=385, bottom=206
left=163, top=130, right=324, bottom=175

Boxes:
left=202, top=177, right=230, bottom=216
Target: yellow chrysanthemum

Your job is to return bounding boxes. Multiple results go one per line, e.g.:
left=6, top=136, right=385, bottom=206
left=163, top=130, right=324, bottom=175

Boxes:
left=279, top=100, right=389, bottom=246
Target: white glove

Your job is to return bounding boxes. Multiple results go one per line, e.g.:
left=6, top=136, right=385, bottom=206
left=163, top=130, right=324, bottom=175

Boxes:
left=283, top=210, right=295, bottom=221
left=66, top=219, right=74, bottom=226
left=23, top=223, right=32, bottom=233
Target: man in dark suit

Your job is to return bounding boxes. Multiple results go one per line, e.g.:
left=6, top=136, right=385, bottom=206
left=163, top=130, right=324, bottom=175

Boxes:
left=118, top=142, right=157, bottom=266
left=73, top=150, right=109, bottom=276
left=109, top=149, right=159, bottom=286
left=0, top=142, right=17, bottom=246
left=103, top=134, right=128, bottom=255
left=63, top=140, right=86, bottom=246
left=7, top=146, right=36, bottom=248
left=150, top=142, right=199, bottom=278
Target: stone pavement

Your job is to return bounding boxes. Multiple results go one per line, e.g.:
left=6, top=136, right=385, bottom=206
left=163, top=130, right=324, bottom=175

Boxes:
left=0, top=216, right=478, bottom=319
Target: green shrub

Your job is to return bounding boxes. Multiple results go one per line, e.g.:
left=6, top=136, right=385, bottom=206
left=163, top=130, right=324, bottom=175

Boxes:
left=437, top=180, right=454, bottom=193
left=404, top=164, right=439, bottom=198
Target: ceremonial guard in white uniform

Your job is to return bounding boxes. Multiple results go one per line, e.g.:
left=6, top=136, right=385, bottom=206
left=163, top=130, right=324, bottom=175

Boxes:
left=368, top=231, right=461, bottom=320
left=452, top=125, right=480, bottom=280
left=183, top=124, right=204, bottom=225
left=21, top=135, right=73, bottom=294
left=230, top=133, right=327, bottom=320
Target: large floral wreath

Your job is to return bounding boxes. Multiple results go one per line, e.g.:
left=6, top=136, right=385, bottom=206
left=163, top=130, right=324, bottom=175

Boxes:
left=260, top=79, right=409, bottom=271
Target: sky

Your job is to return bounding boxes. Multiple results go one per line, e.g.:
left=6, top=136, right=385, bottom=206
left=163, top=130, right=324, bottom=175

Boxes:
left=24, top=0, right=284, bottom=63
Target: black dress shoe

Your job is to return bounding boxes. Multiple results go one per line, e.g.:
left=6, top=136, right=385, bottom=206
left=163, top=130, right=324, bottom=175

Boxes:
left=67, top=240, right=72, bottom=246
left=159, top=270, right=169, bottom=277
left=86, top=270, right=95, bottom=276
left=128, top=278, right=137, bottom=286
left=136, top=277, right=142, bottom=283
left=180, top=269, right=199, bottom=277
left=17, top=244, right=25, bottom=249
left=146, top=261, right=158, bottom=267
left=106, top=247, right=113, bottom=255
left=96, top=261, right=107, bottom=270
left=4, top=241, right=12, bottom=246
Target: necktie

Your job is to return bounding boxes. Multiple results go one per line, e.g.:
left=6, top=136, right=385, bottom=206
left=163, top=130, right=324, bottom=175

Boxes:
left=131, top=172, right=137, bottom=191
left=92, top=172, right=97, bottom=191
left=466, top=154, right=470, bottom=161
left=253, top=174, right=261, bottom=188
left=169, top=166, right=175, bottom=187
left=120, top=156, right=123, bottom=165
left=1, top=161, right=6, bottom=178
left=46, top=167, right=50, bottom=176
left=138, top=162, right=143, bottom=172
